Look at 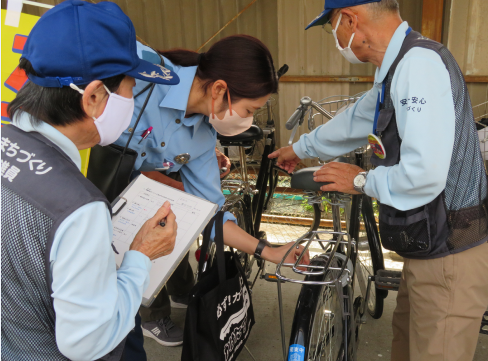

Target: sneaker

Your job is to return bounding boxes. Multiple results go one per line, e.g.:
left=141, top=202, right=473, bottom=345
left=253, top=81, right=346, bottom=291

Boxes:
left=141, top=317, right=183, bottom=346
left=170, top=294, right=189, bottom=309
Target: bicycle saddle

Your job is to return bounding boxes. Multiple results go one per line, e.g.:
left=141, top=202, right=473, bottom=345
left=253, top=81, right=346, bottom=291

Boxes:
left=290, top=157, right=351, bottom=191
left=217, top=125, right=263, bottom=146
left=291, top=166, right=329, bottom=191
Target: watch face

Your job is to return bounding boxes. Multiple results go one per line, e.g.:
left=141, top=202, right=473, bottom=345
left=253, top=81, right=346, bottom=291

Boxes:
left=354, top=173, right=366, bottom=188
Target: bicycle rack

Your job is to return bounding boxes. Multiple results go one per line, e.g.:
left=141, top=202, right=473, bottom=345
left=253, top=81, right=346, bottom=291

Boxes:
left=274, top=192, right=355, bottom=287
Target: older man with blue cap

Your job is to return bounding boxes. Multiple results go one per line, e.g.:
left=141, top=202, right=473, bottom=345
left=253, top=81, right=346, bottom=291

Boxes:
left=270, top=1, right=488, bottom=361
left=1, top=1, right=181, bottom=360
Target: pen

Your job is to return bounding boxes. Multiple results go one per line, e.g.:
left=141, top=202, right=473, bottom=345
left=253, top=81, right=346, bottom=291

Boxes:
left=159, top=218, right=167, bottom=227
left=138, top=126, right=153, bottom=144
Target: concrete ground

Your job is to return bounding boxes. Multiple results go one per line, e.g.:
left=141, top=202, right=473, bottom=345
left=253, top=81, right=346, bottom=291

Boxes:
left=144, top=242, right=488, bottom=361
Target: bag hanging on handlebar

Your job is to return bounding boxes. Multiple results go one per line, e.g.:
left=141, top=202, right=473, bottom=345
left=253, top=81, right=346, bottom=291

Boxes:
left=181, top=211, right=255, bottom=361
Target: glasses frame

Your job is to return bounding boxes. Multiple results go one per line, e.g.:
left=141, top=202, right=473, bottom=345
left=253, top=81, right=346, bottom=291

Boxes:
left=322, top=20, right=334, bottom=34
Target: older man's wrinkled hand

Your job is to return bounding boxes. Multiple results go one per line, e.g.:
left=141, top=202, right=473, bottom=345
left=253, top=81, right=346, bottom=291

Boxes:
left=130, top=201, right=177, bottom=260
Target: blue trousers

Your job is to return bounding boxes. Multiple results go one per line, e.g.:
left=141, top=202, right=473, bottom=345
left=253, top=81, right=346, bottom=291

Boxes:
left=122, top=313, right=147, bottom=361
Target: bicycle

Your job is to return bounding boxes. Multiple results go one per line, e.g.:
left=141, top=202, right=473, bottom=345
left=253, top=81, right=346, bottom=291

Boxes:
left=258, top=94, right=391, bottom=361
left=217, top=76, right=365, bottom=286
left=215, top=90, right=388, bottom=360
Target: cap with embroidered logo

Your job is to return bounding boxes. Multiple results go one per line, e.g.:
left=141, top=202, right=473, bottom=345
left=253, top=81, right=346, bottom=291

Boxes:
left=306, top=0, right=381, bottom=30
left=21, top=0, right=179, bottom=87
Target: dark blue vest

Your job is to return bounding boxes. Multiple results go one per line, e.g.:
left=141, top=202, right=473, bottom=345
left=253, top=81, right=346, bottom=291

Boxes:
left=1, top=124, right=118, bottom=360
left=370, top=30, right=488, bottom=259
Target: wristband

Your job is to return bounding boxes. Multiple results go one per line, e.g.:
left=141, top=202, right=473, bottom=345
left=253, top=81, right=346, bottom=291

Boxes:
left=254, top=239, right=270, bottom=260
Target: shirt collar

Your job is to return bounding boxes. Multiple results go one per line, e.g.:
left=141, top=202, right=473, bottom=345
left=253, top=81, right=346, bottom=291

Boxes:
left=13, top=112, right=82, bottom=170
left=375, top=21, right=410, bottom=84
left=159, top=65, right=207, bottom=136
left=159, top=65, right=197, bottom=114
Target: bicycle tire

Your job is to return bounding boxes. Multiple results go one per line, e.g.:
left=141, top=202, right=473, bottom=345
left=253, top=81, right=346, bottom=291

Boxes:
left=357, top=196, right=386, bottom=319
left=223, top=163, right=315, bottom=246
left=288, top=254, right=344, bottom=361
left=224, top=199, right=255, bottom=279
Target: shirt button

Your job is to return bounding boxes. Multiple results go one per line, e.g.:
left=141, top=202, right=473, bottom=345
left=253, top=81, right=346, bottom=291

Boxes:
left=175, top=119, right=181, bottom=124
left=161, top=142, right=166, bottom=147
left=141, top=152, right=146, bottom=157
left=128, top=128, right=133, bottom=133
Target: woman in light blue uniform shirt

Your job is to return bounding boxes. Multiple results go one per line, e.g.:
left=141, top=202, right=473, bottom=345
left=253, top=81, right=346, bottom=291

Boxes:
left=115, top=35, right=309, bottom=347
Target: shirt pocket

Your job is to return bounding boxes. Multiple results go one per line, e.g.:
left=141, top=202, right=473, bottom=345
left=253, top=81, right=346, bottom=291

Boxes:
left=378, top=202, right=432, bottom=256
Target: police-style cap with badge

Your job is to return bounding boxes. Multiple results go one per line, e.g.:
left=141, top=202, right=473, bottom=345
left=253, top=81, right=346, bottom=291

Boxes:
left=305, top=0, right=381, bottom=30
left=21, top=0, right=180, bottom=88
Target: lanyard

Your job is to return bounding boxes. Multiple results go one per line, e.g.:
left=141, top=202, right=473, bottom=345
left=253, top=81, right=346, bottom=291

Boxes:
left=372, top=82, right=386, bottom=135
left=372, top=27, right=412, bottom=135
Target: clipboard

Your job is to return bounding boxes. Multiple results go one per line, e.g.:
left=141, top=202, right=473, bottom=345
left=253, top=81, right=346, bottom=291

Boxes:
left=110, top=174, right=218, bottom=307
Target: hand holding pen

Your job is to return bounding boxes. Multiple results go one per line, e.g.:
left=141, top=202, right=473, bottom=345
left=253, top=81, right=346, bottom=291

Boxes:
left=129, top=201, right=177, bottom=260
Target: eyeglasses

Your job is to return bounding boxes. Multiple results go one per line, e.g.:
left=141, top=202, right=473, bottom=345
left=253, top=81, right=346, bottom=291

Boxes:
left=322, top=21, right=334, bottom=34
left=321, top=10, right=341, bottom=34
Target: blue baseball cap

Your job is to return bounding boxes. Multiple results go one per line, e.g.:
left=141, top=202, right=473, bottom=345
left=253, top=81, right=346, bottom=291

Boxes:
left=305, top=0, right=381, bottom=30
left=22, top=0, right=179, bottom=88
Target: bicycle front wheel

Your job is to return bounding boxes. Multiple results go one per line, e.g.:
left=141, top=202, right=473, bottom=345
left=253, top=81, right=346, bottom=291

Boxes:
left=224, top=198, right=255, bottom=279
left=357, top=196, right=386, bottom=319
left=288, top=255, right=344, bottom=361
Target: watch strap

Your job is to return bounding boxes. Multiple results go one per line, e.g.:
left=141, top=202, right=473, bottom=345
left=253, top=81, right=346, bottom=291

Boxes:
left=254, top=239, right=271, bottom=260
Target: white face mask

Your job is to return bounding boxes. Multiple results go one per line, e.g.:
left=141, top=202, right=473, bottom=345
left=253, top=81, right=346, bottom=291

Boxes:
left=209, top=89, right=253, bottom=136
left=332, top=13, right=366, bottom=64
left=71, top=83, right=135, bottom=146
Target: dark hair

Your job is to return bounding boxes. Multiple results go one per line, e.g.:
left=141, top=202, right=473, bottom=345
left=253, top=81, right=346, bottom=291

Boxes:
left=7, top=58, right=125, bottom=127
left=158, top=35, right=278, bottom=103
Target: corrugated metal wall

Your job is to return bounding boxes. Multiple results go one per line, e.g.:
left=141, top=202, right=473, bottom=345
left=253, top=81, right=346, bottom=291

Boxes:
left=446, top=0, right=488, bottom=112
left=276, top=0, right=423, bottom=148
left=4, top=0, right=278, bottom=56
left=3, top=0, right=487, bottom=148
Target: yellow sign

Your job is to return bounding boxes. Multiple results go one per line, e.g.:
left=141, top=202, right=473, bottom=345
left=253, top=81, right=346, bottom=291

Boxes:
left=1, top=9, right=91, bottom=176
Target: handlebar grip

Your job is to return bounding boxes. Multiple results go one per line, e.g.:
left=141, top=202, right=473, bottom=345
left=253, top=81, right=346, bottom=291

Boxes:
left=285, top=108, right=302, bottom=130
left=277, top=64, right=289, bottom=80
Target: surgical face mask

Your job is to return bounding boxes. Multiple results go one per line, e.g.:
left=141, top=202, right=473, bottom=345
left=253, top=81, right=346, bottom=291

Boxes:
left=332, top=13, right=366, bottom=64
left=71, top=83, right=135, bottom=146
left=209, top=89, right=253, bottom=136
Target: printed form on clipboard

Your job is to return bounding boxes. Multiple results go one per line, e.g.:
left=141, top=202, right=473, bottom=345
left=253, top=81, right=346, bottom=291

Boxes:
left=111, top=174, right=218, bottom=307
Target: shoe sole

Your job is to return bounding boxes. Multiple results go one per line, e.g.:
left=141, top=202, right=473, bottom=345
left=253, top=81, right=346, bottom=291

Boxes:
left=142, top=328, right=183, bottom=347
left=170, top=299, right=188, bottom=309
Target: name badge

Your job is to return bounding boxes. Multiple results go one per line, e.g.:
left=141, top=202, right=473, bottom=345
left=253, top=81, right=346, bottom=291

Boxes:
left=368, top=133, right=386, bottom=159
left=174, top=153, right=191, bottom=165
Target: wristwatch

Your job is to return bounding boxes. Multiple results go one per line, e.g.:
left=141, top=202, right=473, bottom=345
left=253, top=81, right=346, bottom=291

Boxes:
left=254, top=239, right=271, bottom=260
left=353, top=171, right=368, bottom=194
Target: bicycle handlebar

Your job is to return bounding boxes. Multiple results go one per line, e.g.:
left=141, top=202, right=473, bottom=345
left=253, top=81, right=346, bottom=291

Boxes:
left=285, top=108, right=303, bottom=130
left=277, top=64, right=289, bottom=80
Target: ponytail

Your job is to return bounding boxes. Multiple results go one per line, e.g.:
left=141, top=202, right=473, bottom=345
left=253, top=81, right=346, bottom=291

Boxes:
left=158, top=35, right=278, bottom=102
left=158, top=48, right=200, bottom=67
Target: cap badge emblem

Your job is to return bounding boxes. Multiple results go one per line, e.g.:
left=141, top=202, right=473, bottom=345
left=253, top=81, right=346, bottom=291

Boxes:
left=139, top=64, right=173, bottom=80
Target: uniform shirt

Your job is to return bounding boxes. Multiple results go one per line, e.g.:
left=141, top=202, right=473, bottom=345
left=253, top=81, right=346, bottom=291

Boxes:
left=114, top=42, right=236, bottom=226
left=293, top=21, right=455, bottom=211
left=13, top=114, right=152, bottom=361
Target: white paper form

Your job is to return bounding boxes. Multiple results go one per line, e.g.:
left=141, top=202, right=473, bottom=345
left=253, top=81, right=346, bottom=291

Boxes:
left=111, top=174, right=217, bottom=307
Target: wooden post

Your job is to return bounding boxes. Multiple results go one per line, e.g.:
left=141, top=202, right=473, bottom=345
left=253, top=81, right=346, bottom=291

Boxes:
left=421, top=0, right=445, bottom=42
